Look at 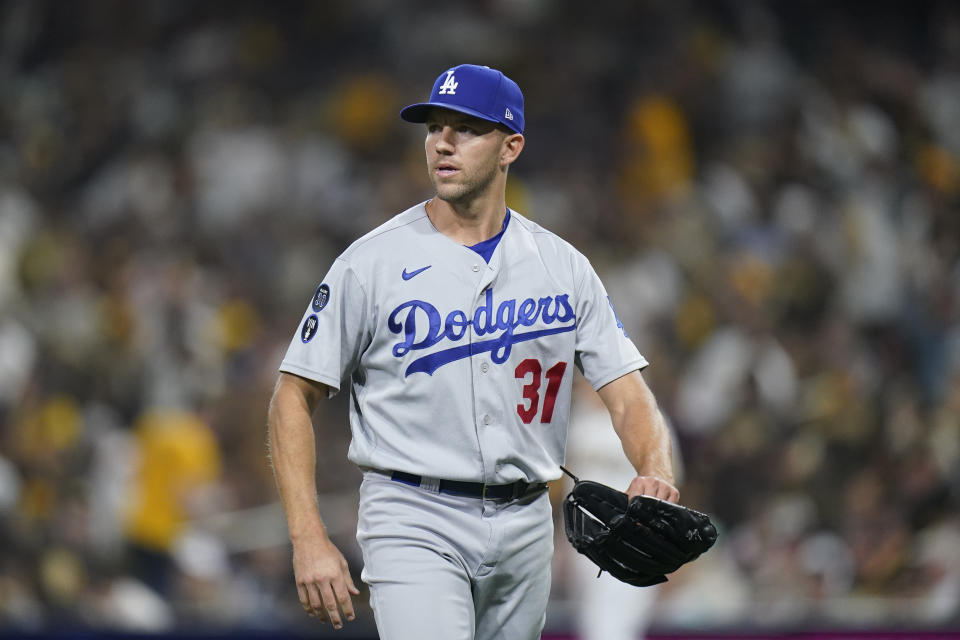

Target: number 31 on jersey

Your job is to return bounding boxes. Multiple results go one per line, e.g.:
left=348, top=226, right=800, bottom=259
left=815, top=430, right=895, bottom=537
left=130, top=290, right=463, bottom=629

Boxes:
left=515, top=359, right=567, bottom=424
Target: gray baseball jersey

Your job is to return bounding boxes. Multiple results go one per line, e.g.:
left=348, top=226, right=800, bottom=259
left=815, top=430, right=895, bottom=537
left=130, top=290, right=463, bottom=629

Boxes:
left=279, top=202, right=647, bottom=483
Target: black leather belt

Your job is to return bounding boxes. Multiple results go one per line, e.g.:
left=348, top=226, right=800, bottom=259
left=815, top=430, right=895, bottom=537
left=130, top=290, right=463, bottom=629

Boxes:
left=389, top=470, right=548, bottom=501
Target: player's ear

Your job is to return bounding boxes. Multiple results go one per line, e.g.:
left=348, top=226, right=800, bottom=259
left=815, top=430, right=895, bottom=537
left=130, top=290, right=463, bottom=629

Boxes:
left=500, top=133, right=524, bottom=167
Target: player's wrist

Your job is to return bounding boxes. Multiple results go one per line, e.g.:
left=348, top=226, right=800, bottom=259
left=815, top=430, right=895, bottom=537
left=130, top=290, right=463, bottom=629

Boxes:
left=288, top=519, right=330, bottom=544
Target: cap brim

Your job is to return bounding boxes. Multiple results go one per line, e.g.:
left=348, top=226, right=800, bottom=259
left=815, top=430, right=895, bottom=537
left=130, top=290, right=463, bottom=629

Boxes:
left=400, top=102, right=501, bottom=126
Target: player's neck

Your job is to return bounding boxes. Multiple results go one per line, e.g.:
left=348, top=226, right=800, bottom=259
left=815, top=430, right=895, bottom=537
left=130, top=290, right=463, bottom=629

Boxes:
left=425, top=196, right=507, bottom=246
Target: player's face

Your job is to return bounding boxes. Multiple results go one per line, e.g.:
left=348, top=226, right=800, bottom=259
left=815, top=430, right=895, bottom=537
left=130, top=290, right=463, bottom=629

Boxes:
left=424, top=110, right=509, bottom=205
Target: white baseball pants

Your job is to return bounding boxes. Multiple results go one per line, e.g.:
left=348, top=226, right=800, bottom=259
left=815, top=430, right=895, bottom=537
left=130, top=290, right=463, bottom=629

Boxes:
left=356, top=470, right=554, bottom=640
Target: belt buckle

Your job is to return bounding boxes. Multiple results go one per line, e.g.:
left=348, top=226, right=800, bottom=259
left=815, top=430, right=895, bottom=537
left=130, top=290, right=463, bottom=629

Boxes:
left=482, top=483, right=506, bottom=500
left=505, top=481, right=526, bottom=500
left=482, top=481, right=528, bottom=500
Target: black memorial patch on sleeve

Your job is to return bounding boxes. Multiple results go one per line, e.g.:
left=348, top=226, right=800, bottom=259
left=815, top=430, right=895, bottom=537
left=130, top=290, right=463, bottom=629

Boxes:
left=312, top=283, right=330, bottom=311
left=301, top=314, right=319, bottom=343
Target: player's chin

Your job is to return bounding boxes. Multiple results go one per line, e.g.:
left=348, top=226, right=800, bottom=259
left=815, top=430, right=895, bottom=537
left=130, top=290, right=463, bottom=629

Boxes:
left=433, top=183, right=472, bottom=204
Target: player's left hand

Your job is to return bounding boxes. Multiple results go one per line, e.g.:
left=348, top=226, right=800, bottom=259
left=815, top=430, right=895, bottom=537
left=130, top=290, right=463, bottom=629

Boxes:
left=625, top=475, right=679, bottom=503
left=562, top=475, right=717, bottom=586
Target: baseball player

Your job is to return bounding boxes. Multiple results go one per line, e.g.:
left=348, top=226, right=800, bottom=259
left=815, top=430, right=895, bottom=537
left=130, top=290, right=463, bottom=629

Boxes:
left=267, top=63, right=678, bottom=640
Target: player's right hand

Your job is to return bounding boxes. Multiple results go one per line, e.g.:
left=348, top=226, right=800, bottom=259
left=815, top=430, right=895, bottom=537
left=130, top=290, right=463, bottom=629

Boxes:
left=293, top=535, right=361, bottom=629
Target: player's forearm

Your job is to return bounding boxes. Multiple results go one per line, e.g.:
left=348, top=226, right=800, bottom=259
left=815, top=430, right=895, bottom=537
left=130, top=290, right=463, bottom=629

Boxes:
left=600, top=372, right=675, bottom=484
left=614, top=392, right=674, bottom=484
left=267, top=376, right=329, bottom=542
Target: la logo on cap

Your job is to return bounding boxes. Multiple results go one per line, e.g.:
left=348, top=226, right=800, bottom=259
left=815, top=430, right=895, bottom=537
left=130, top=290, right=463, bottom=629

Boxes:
left=438, top=70, right=458, bottom=95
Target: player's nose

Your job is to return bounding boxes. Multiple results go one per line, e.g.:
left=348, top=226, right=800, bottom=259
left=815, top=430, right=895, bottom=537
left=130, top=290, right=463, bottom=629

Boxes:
left=434, top=126, right=456, bottom=152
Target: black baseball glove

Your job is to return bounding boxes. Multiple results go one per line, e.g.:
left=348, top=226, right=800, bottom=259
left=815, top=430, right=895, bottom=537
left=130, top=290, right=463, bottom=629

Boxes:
left=561, top=467, right=718, bottom=587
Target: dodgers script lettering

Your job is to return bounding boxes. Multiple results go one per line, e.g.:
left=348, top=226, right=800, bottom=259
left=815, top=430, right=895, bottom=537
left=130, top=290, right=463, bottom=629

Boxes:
left=388, top=288, right=576, bottom=376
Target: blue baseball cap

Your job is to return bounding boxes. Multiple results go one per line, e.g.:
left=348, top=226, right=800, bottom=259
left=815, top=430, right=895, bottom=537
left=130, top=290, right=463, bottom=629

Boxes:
left=400, top=64, right=525, bottom=134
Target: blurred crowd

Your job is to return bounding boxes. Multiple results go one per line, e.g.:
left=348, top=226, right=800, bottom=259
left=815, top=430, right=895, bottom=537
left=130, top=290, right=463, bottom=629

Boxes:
left=1, top=0, right=959, bottom=634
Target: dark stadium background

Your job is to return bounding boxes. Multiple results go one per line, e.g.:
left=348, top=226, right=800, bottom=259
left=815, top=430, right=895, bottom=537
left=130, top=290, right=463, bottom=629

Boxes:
left=1, top=0, right=958, bottom=638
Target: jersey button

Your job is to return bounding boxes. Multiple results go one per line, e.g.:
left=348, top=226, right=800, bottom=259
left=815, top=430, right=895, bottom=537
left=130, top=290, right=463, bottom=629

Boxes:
left=480, top=362, right=489, bottom=373
left=472, top=264, right=480, bottom=272
left=482, top=414, right=491, bottom=425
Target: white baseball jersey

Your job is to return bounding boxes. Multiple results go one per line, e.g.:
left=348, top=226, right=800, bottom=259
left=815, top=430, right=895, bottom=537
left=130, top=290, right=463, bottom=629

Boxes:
left=279, top=202, right=647, bottom=483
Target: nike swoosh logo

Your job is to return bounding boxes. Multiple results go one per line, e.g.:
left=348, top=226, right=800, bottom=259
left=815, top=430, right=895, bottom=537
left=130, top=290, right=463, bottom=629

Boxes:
left=401, top=265, right=432, bottom=281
